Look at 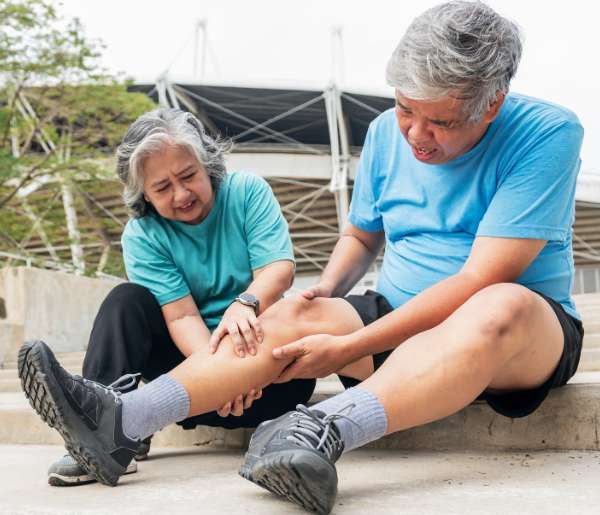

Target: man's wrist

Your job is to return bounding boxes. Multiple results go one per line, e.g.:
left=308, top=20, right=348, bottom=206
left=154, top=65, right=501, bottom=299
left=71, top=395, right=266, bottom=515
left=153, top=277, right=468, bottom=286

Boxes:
left=339, top=332, right=363, bottom=362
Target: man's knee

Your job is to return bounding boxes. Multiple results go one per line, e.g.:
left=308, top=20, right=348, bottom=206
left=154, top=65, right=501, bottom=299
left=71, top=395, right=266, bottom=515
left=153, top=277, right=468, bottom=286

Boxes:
left=261, top=295, right=320, bottom=325
left=464, top=283, right=536, bottom=349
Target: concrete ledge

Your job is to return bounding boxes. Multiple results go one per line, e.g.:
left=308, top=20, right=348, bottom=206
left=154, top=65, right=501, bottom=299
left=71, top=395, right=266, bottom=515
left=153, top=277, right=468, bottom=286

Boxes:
left=0, top=267, right=121, bottom=353
left=0, top=321, right=23, bottom=367
left=3, top=380, right=600, bottom=451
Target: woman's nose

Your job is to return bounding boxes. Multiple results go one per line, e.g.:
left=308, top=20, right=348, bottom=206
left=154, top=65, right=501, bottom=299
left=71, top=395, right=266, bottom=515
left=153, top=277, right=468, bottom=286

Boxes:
left=173, top=182, right=190, bottom=202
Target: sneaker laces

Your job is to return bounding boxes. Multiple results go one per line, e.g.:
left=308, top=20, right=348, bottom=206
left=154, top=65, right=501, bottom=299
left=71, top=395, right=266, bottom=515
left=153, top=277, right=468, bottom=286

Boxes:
left=285, top=404, right=359, bottom=459
left=84, top=372, right=141, bottom=401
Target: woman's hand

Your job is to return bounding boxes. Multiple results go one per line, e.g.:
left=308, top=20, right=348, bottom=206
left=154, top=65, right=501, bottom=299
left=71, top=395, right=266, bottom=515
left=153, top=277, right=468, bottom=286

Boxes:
left=217, top=388, right=263, bottom=417
left=208, top=301, right=263, bottom=357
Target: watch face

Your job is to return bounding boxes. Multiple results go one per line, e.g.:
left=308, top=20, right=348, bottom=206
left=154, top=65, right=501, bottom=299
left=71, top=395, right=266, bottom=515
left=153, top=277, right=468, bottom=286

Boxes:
left=239, top=293, right=257, bottom=304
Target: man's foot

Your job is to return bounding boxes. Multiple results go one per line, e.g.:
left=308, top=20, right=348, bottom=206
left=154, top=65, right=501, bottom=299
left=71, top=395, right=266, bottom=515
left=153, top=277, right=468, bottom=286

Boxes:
left=239, top=405, right=348, bottom=515
left=48, top=454, right=138, bottom=487
left=18, top=340, right=141, bottom=486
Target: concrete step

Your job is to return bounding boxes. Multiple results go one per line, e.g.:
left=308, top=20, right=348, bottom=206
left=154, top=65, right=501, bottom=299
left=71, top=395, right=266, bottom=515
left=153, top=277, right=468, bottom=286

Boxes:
left=580, top=348, right=600, bottom=371
left=583, top=321, right=600, bottom=333
left=3, top=445, right=600, bottom=515
left=2, top=373, right=600, bottom=452
left=573, top=292, right=600, bottom=306
left=583, top=334, right=600, bottom=348
left=1, top=351, right=85, bottom=370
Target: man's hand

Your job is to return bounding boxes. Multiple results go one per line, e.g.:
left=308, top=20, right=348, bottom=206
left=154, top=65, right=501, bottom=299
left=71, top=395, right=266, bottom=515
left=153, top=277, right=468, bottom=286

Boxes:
left=217, top=388, right=263, bottom=417
left=273, top=334, right=350, bottom=383
left=301, top=281, right=334, bottom=300
left=209, top=301, right=263, bottom=357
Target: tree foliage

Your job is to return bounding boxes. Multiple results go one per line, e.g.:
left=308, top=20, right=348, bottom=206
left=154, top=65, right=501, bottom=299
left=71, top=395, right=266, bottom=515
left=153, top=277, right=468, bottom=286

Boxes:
left=0, top=0, right=156, bottom=275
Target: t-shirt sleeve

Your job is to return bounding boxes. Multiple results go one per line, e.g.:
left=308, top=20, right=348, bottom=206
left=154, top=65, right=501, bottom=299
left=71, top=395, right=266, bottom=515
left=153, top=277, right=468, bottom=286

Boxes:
left=121, top=222, right=190, bottom=306
left=243, top=174, right=295, bottom=270
left=348, top=124, right=384, bottom=232
left=477, top=120, right=583, bottom=241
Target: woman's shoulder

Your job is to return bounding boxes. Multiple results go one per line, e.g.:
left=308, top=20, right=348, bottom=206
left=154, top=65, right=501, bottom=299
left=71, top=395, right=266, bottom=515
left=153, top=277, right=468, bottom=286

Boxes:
left=221, top=171, right=271, bottom=203
left=122, top=213, right=168, bottom=247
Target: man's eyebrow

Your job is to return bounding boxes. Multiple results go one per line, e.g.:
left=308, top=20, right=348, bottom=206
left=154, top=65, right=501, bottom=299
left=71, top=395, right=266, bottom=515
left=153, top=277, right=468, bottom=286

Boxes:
left=395, top=99, right=411, bottom=110
left=429, top=117, right=454, bottom=125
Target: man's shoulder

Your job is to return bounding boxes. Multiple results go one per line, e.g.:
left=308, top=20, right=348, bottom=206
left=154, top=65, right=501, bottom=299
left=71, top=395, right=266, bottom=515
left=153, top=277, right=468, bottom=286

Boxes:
left=368, top=108, right=398, bottom=135
left=504, top=93, right=581, bottom=129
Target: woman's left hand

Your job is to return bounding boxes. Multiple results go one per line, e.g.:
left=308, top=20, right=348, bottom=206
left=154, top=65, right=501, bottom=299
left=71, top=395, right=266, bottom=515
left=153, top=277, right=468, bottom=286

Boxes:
left=208, top=301, right=263, bottom=357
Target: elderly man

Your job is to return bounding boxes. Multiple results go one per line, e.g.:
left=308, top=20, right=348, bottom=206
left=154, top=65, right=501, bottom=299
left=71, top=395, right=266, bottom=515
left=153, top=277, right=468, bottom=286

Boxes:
left=237, top=1, right=584, bottom=513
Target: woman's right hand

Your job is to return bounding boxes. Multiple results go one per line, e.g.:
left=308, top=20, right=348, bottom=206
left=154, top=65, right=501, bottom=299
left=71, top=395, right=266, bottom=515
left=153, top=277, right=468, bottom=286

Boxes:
left=301, top=281, right=334, bottom=300
left=217, top=388, right=263, bottom=417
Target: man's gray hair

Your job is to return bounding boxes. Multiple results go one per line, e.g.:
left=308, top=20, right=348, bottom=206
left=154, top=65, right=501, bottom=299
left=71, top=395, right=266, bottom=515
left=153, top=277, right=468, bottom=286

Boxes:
left=116, top=108, right=231, bottom=218
left=386, top=1, right=522, bottom=122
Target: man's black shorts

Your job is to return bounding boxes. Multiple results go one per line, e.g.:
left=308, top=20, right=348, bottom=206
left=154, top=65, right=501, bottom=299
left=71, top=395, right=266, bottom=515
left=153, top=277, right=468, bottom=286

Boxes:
left=339, top=289, right=584, bottom=418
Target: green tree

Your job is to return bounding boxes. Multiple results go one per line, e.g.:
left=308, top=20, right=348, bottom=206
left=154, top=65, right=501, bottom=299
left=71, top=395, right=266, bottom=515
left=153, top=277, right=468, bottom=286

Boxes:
left=0, top=0, right=155, bottom=275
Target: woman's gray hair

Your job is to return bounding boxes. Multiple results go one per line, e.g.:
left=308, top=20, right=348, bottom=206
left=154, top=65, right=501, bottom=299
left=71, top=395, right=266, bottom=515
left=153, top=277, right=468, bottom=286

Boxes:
left=116, top=108, right=231, bottom=218
left=386, top=1, right=522, bottom=122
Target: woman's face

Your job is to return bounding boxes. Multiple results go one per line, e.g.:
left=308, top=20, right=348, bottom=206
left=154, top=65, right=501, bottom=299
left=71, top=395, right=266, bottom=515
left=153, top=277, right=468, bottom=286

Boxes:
left=142, top=145, right=214, bottom=224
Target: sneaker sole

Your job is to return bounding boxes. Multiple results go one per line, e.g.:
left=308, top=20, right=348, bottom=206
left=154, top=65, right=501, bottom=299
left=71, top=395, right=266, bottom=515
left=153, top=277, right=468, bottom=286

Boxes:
left=18, top=341, right=125, bottom=487
left=244, top=449, right=337, bottom=515
left=48, top=461, right=138, bottom=487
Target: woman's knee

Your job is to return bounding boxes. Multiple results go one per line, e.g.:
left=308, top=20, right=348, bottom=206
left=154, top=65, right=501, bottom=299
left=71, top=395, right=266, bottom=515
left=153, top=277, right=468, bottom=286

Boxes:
left=99, top=282, right=157, bottom=314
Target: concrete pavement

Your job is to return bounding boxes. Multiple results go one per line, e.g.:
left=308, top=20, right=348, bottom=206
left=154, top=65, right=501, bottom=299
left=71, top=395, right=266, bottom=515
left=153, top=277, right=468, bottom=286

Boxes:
left=1, top=445, right=600, bottom=515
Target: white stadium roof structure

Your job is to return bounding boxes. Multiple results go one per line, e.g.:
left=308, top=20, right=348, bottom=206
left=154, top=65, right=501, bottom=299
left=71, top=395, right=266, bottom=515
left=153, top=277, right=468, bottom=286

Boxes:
left=2, top=78, right=600, bottom=284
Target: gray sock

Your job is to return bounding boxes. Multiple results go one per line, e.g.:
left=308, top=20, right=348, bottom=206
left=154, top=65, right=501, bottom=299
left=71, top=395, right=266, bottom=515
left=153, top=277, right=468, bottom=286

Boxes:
left=120, top=374, right=190, bottom=441
left=311, top=386, right=388, bottom=453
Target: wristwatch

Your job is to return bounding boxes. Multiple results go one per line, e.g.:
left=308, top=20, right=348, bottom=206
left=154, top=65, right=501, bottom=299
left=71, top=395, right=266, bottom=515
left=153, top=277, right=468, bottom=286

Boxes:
left=234, top=292, right=260, bottom=315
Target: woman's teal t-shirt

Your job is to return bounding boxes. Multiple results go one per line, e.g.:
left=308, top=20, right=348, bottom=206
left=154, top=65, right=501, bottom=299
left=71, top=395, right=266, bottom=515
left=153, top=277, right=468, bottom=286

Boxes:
left=121, top=172, right=294, bottom=330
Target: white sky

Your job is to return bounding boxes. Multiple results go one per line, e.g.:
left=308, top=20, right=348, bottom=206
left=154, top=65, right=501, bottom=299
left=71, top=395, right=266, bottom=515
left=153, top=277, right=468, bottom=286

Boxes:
left=60, top=0, right=600, bottom=172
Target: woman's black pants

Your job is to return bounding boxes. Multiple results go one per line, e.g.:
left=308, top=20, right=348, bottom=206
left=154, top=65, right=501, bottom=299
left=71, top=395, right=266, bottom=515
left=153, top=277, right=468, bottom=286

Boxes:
left=82, top=283, right=316, bottom=429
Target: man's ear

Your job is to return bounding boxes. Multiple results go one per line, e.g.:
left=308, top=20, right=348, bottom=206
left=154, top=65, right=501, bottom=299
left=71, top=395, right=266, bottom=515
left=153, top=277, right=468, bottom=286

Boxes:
left=483, top=92, right=506, bottom=123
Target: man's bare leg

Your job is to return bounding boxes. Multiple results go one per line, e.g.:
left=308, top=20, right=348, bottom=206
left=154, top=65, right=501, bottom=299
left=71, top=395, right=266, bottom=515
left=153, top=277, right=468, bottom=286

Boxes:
left=169, top=295, right=366, bottom=416
left=344, top=284, right=564, bottom=433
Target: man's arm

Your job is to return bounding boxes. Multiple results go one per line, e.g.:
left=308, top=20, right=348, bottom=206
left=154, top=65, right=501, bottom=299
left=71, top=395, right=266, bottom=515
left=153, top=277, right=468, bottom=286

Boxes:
left=340, top=236, right=546, bottom=361
left=304, top=223, right=385, bottom=298
left=273, top=236, right=547, bottom=380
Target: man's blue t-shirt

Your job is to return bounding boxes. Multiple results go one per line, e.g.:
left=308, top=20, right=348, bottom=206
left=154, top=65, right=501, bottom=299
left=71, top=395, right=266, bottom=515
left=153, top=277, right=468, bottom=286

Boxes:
left=349, top=93, right=584, bottom=319
left=121, top=172, right=294, bottom=330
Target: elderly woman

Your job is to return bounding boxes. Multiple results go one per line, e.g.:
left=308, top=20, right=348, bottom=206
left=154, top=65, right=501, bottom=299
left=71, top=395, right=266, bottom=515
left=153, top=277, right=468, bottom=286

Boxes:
left=44, top=108, right=316, bottom=486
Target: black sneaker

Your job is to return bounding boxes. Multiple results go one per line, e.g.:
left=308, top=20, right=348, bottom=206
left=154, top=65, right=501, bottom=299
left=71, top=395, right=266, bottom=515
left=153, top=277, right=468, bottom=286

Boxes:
left=239, top=404, right=354, bottom=515
left=48, top=453, right=138, bottom=487
left=134, top=436, right=152, bottom=461
left=18, top=340, right=141, bottom=486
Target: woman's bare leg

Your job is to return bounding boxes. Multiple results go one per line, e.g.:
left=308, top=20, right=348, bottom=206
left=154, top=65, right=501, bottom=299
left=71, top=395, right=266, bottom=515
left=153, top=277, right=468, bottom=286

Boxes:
left=169, top=296, right=366, bottom=416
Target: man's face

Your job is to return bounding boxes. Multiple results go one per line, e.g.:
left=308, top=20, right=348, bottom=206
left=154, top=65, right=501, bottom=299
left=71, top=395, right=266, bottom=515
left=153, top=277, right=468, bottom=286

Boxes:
left=394, top=91, right=503, bottom=165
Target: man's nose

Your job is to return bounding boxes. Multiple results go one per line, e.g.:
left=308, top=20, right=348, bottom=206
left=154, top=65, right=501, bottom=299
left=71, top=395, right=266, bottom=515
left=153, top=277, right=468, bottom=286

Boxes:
left=407, top=118, right=431, bottom=143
